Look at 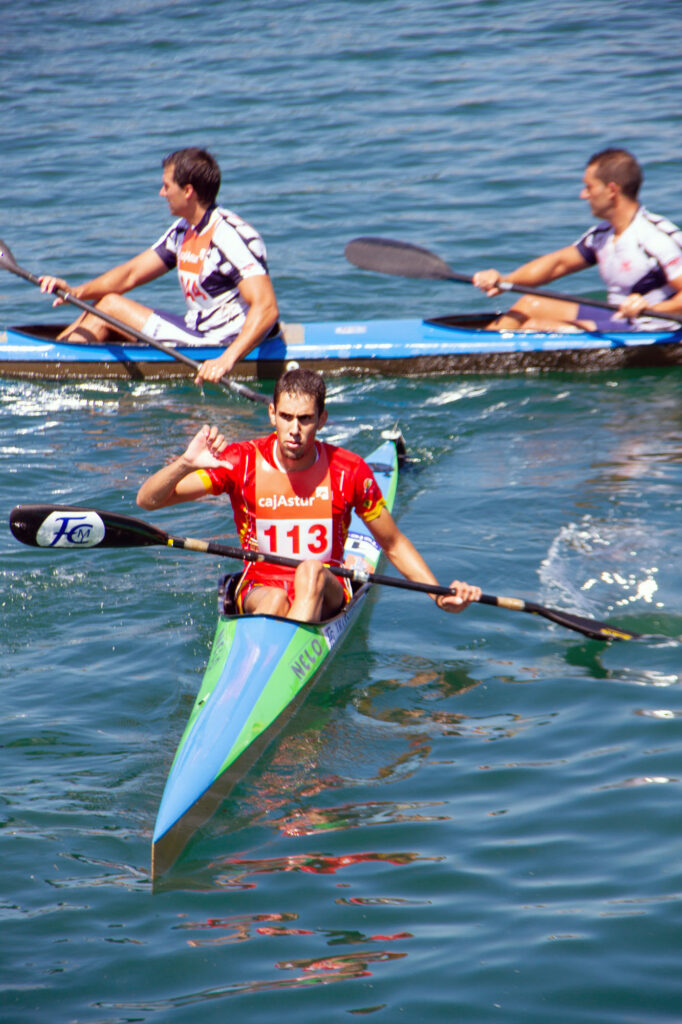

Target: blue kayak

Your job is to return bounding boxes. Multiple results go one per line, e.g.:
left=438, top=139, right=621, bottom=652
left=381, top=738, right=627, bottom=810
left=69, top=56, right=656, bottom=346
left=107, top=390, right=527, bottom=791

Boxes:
left=2, top=314, right=682, bottom=380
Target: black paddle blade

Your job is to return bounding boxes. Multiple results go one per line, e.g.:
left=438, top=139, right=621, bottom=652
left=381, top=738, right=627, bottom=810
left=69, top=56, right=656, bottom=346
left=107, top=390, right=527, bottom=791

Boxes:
left=525, top=601, right=642, bottom=641
left=0, top=237, right=40, bottom=288
left=478, top=593, right=641, bottom=641
left=345, top=236, right=464, bottom=282
left=9, top=505, right=168, bottom=549
left=346, top=235, right=682, bottom=327
left=0, top=237, right=16, bottom=268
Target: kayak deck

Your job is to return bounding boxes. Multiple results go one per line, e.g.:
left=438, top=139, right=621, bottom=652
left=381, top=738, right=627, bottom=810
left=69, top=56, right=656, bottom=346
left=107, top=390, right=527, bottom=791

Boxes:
left=3, top=316, right=682, bottom=381
left=151, top=433, right=403, bottom=881
left=151, top=575, right=373, bottom=881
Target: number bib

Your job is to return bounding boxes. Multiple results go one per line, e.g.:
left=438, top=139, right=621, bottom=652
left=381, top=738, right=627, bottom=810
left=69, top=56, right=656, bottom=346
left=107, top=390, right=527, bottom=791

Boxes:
left=254, top=445, right=333, bottom=564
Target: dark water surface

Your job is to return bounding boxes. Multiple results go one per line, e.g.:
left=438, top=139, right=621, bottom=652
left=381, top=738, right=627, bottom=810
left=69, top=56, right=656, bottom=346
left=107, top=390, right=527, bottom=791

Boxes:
left=2, top=3, right=682, bottom=1021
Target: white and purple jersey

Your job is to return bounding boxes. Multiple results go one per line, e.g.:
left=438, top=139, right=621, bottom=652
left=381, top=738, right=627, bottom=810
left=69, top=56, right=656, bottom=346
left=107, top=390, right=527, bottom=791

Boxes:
left=152, top=205, right=270, bottom=342
left=575, top=206, right=682, bottom=326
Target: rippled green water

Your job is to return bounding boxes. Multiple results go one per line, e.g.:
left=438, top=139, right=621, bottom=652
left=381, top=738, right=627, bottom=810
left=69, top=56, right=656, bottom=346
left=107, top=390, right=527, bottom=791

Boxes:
left=2, top=3, right=682, bottom=1022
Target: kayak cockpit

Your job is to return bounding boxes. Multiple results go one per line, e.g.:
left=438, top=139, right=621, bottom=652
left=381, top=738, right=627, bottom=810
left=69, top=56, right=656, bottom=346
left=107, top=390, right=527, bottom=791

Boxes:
left=217, top=571, right=367, bottom=621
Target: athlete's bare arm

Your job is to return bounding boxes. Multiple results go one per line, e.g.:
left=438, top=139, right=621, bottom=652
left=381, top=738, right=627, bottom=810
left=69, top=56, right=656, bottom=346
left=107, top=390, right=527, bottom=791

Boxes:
left=137, top=424, right=230, bottom=510
left=194, top=274, right=279, bottom=384
left=367, top=507, right=480, bottom=613
left=39, top=248, right=167, bottom=306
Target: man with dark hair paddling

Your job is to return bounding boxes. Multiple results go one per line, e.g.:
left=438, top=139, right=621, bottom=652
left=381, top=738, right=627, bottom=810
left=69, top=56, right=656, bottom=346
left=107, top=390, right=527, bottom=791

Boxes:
left=473, top=148, right=682, bottom=332
left=39, top=147, right=279, bottom=386
left=136, top=368, right=480, bottom=623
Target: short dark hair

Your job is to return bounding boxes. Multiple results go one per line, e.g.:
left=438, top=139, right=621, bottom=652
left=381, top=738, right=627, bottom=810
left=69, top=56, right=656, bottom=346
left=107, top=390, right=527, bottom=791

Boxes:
left=273, top=368, right=326, bottom=417
left=586, top=148, right=642, bottom=200
left=162, top=147, right=221, bottom=206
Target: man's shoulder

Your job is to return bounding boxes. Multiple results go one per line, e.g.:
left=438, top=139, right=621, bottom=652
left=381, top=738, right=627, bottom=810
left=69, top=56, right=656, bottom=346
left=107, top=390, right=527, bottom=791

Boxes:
left=231, top=435, right=270, bottom=460
left=324, top=440, right=362, bottom=462
left=324, top=442, right=374, bottom=478
left=213, top=206, right=256, bottom=233
left=578, top=219, right=612, bottom=245
left=637, top=207, right=682, bottom=246
left=154, top=217, right=190, bottom=251
left=212, top=206, right=265, bottom=248
left=213, top=435, right=263, bottom=468
left=253, top=433, right=275, bottom=458
left=213, top=205, right=239, bottom=222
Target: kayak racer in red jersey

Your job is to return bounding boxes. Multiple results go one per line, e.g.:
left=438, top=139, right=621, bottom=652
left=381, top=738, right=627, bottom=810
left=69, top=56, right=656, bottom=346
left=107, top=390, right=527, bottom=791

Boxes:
left=137, top=367, right=480, bottom=623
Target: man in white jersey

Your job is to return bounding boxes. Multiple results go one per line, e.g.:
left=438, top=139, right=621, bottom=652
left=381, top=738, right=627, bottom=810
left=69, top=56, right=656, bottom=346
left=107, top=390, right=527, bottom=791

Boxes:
left=473, top=149, right=682, bottom=332
left=39, top=147, right=279, bottom=385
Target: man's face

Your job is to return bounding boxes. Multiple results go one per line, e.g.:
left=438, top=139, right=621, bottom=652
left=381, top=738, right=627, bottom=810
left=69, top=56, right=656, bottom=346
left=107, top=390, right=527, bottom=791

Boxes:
left=159, top=164, right=191, bottom=217
left=580, top=163, right=615, bottom=219
left=269, top=391, right=327, bottom=466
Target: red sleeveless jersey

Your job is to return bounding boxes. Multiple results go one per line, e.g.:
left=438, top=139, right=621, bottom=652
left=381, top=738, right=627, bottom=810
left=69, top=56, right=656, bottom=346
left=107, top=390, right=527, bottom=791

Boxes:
left=197, top=434, right=386, bottom=589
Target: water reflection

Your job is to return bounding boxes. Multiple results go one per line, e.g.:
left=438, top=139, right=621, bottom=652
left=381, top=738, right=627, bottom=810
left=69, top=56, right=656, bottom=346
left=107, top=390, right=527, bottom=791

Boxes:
left=597, top=775, right=676, bottom=789
left=274, top=948, right=406, bottom=980
left=101, top=949, right=404, bottom=1008
left=268, top=798, right=450, bottom=838
left=210, top=849, right=429, bottom=890
left=176, top=908, right=413, bottom=950
left=175, top=910, right=313, bottom=946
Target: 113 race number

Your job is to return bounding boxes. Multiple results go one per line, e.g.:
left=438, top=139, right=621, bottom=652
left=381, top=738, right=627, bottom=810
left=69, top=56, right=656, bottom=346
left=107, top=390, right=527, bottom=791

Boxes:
left=257, top=518, right=332, bottom=559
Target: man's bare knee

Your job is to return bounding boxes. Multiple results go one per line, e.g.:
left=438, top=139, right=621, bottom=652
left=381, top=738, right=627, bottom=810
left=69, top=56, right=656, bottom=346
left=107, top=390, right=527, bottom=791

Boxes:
left=244, top=587, right=291, bottom=616
left=294, top=559, right=326, bottom=589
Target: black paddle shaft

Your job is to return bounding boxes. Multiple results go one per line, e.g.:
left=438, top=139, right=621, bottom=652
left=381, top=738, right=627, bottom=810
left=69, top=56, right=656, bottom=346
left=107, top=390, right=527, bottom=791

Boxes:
left=9, top=503, right=642, bottom=642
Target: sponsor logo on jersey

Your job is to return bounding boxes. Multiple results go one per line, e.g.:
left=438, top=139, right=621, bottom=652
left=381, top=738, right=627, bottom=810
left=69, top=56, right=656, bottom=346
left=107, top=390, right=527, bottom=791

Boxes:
left=258, top=484, right=329, bottom=510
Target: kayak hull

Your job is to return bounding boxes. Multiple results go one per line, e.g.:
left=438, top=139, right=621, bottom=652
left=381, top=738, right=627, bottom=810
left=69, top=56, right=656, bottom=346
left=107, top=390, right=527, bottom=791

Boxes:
left=151, top=587, right=370, bottom=881
left=151, top=434, right=402, bottom=881
left=3, top=316, right=682, bottom=381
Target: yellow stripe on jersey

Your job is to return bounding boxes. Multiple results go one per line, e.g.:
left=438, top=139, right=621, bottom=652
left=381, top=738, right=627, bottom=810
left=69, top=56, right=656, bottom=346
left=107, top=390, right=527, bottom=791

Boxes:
left=359, top=496, right=387, bottom=523
left=196, top=468, right=215, bottom=493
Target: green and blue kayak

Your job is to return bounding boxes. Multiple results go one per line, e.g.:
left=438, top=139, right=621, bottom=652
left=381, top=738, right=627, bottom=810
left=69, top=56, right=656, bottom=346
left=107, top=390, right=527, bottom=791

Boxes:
left=151, top=431, right=404, bottom=880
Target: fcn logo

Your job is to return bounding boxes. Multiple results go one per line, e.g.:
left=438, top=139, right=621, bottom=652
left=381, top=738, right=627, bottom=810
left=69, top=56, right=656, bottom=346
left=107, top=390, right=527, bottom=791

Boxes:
left=36, top=511, right=106, bottom=548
